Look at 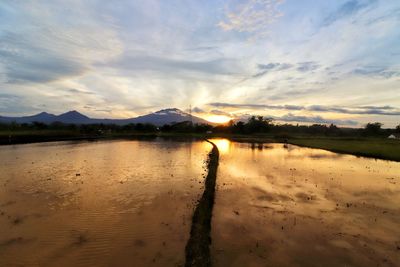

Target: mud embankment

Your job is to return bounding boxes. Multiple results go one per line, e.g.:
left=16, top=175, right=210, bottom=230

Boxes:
left=185, top=140, right=219, bottom=267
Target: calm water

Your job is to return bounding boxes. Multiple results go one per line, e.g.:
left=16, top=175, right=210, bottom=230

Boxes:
left=0, top=139, right=211, bottom=266
left=210, top=139, right=400, bottom=267
left=1, top=139, right=400, bottom=267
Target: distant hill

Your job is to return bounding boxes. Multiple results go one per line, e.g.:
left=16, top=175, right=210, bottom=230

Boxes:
left=0, top=112, right=57, bottom=124
left=0, top=108, right=209, bottom=126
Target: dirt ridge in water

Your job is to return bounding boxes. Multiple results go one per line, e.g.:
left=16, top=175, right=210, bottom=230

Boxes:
left=185, top=140, right=219, bottom=267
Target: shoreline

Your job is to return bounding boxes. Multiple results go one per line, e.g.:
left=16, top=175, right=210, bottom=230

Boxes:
left=1, top=133, right=399, bottom=162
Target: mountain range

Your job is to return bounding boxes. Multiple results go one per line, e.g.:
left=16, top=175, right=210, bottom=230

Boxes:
left=0, top=108, right=209, bottom=126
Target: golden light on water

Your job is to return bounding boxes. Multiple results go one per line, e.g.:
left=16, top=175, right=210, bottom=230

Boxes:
left=209, top=138, right=231, bottom=154
left=205, top=115, right=232, bottom=124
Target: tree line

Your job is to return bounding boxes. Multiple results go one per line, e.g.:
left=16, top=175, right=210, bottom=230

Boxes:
left=0, top=117, right=399, bottom=137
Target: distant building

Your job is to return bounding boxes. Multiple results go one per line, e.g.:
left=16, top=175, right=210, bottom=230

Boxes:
left=388, top=134, right=399, bottom=139
left=206, top=130, right=213, bottom=134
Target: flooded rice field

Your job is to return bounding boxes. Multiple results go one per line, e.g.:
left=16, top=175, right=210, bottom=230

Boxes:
left=1, top=138, right=400, bottom=267
left=0, top=139, right=210, bottom=267
left=211, top=139, right=400, bottom=267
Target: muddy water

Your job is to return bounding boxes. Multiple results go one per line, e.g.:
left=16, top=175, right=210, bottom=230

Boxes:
left=211, top=139, right=400, bottom=267
left=0, top=139, right=211, bottom=267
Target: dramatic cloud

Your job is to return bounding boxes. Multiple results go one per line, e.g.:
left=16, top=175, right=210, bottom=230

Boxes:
left=191, top=107, right=205, bottom=113
left=352, top=66, right=400, bottom=78
left=0, top=34, right=86, bottom=83
left=253, top=62, right=293, bottom=77
left=0, top=2, right=122, bottom=84
left=0, top=0, right=399, bottom=126
left=106, top=55, right=242, bottom=76
left=209, top=102, right=302, bottom=110
left=209, top=103, right=400, bottom=116
left=252, top=61, right=321, bottom=78
left=297, top=62, right=320, bottom=72
left=218, top=0, right=284, bottom=37
left=209, top=109, right=232, bottom=116
left=307, top=105, right=400, bottom=115
left=276, top=113, right=358, bottom=126
left=267, top=88, right=323, bottom=101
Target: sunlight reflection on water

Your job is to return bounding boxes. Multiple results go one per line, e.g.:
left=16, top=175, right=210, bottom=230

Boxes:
left=209, top=138, right=231, bottom=154
left=211, top=139, right=400, bottom=267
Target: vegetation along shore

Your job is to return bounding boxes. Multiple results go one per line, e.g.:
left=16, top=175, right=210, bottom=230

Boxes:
left=1, top=117, right=399, bottom=161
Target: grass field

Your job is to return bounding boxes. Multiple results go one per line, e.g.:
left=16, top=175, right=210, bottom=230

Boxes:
left=225, top=134, right=400, bottom=162
left=287, top=137, right=400, bottom=162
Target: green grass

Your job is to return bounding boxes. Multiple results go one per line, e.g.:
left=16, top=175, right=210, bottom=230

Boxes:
left=287, top=137, right=400, bottom=162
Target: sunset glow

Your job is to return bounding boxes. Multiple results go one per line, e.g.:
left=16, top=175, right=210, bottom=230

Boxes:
left=205, top=115, right=232, bottom=124
left=1, top=1, right=400, bottom=267
left=0, top=0, right=399, bottom=127
left=209, top=138, right=231, bottom=154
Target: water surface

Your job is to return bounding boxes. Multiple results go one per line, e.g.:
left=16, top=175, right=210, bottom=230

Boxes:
left=2, top=138, right=399, bottom=267
left=211, top=139, right=400, bottom=267
left=0, top=139, right=210, bottom=266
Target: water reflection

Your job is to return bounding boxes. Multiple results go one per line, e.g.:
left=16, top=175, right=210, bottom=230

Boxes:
left=0, top=139, right=210, bottom=267
left=212, top=140, right=400, bottom=267
left=211, top=138, right=231, bottom=154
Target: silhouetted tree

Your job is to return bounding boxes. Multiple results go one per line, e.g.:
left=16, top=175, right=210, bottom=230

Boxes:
left=167, top=121, right=193, bottom=133
left=327, top=123, right=340, bottom=135
left=232, top=121, right=245, bottom=134
left=364, top=122, right=383, bottom=136
left=245, top=116, right=273, bottom=133
left=5, top=116, right=398, bottom=139
left=193, top=123, right=213, bottom=133
left=32, top=121, right=48, bottom=130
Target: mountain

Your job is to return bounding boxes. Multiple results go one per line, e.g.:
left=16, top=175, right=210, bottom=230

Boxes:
left=55, top=110, right=92, bottom=124
left=0, top=108, right=210, bottom=126
left=129, top=108, right=208, bottom=126
left=0, top=112, right=56, bottom=124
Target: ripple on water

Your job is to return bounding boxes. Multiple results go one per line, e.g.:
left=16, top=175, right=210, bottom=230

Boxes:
left=210, top=139, right=400, bottom=267
left=0, top=139, right=211, bottom=266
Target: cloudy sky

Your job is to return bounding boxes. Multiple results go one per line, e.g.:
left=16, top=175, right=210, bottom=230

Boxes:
left=0, top=0, right=399, bottom=127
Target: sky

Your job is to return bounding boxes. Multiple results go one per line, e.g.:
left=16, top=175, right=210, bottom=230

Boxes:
left=0, top=0, right=399, bottom=127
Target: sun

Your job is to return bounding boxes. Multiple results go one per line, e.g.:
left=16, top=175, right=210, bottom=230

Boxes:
left=205, top=115, right=232, bottom=124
